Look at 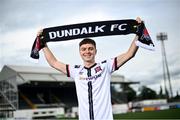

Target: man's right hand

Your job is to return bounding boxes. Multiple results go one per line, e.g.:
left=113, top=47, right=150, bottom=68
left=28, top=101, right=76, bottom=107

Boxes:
left=136, top=17, right=142, bottom=24
left=135, top=17, right=144, bottom=38
left=37, top=29, right=46, bottom=48
left=37, top=29, right=43, bottom=37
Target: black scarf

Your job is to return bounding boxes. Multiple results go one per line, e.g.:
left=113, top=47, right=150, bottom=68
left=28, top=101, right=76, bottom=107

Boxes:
left=30, top=19, right=154, bottom=59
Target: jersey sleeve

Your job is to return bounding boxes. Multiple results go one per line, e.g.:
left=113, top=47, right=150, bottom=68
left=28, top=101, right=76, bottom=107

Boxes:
left=105, top=57, right=119, bottom=73
left=66, top=64, right=81, bottom=79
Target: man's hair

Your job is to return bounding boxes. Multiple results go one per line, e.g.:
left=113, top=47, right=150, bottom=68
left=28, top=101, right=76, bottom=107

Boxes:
left=79, top=38, right=96, bottom=48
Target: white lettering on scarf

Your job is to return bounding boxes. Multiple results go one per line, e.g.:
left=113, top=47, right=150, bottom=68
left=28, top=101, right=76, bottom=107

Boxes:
left=48, top=25, right=106, bottom=39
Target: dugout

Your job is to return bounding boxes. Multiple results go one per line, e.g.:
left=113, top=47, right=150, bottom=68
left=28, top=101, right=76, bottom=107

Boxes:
left=0, top=65, right=139, bottom=118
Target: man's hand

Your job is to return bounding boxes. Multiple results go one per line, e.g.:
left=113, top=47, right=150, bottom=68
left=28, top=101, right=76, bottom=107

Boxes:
left=135, top=17, right=144, bottom=37
left=37, top=29, right=43, bottom=36
left=37, top=29, right=46, bottom=48
left=136, top=17, right=142, bottom=24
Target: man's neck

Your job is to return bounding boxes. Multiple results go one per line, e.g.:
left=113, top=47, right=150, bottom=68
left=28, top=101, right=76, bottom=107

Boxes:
left=84, top=61, right=96, bottom=68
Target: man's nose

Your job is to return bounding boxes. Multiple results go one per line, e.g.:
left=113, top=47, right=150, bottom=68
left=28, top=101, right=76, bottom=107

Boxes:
left=85, top=49, right=90, bottom=53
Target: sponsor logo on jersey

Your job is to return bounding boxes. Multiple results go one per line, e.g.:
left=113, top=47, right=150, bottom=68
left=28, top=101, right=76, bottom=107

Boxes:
left=79, top=69, right=104, bottom=81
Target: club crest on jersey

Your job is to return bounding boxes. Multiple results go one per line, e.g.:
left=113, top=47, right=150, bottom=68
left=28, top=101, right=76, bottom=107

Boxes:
left=95, top=66, right=102, bottom=73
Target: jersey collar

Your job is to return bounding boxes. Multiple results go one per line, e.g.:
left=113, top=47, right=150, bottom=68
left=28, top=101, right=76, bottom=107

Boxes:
left=84, top=63, right=97, bottom=69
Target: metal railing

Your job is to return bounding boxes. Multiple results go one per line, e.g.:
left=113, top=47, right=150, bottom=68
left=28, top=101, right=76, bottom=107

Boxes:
left=0, top=77, right=18, bottom=118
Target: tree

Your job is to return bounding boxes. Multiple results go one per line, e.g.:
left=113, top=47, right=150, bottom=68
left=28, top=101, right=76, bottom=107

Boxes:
left=159, top=85, right=163, bottom=97
left=158, top=85, right=166, bottom=99
left=171, top=91, right=180, bottom=102
left=138, top=86, right=157, bottom=100
left=123, top=85, right=136, bottom=102
left=111, top=84, right=137, bottom=103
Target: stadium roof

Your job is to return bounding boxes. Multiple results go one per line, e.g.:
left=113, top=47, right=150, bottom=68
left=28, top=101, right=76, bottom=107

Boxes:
left=0, top=65, right=139, bottom=85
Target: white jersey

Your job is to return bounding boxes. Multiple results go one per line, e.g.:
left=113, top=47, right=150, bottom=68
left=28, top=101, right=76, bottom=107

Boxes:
left=66, top=57, right=119, bottom=120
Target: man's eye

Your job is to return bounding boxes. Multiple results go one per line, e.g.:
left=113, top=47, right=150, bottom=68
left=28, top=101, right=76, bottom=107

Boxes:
left=81, top=48, right=86, bottom=51
left=89, top=47, right=94, bottom=50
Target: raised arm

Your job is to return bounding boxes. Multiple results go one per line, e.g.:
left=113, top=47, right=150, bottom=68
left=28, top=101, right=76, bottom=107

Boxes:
left=42, top=46, right=67, bottom=74
left=38, top=30, right=67, bottom=74
left=116, top=17, right=142, bottom=68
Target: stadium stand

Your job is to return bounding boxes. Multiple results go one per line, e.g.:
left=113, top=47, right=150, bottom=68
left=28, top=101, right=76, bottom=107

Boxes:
left=0, top=65, right=139, bottom=119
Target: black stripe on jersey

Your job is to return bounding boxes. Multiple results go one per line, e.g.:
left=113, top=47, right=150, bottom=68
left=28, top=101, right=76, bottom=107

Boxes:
left=66, top=64, right=70, bottom=77
left=87, top=69, right=91, bottom=77
left=88, top=81, right=94, bottom=120
left=114, top=57, right=118, bottom=70
left=86, top=67, right=95, bottom=120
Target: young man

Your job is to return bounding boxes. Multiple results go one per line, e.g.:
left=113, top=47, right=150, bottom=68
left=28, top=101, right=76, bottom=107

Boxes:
left=39, top=17, right=142, bottom=120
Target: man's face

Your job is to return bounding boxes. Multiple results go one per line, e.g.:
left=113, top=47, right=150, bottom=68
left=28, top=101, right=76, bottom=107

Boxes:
left=79, top=43, right=97, bottom=63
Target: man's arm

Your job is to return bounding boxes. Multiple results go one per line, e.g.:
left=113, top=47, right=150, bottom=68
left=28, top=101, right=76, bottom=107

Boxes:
left=116, top=17, right=141, bottom=68
left=37, top=30, right=67, bottom=74
left=42, top=46, right=67, bottom=74
left=116, top=35, right=139, bottom=68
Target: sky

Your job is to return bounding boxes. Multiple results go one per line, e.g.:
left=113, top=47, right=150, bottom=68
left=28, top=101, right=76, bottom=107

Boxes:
left=0, top=0, right=180, bottom=96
